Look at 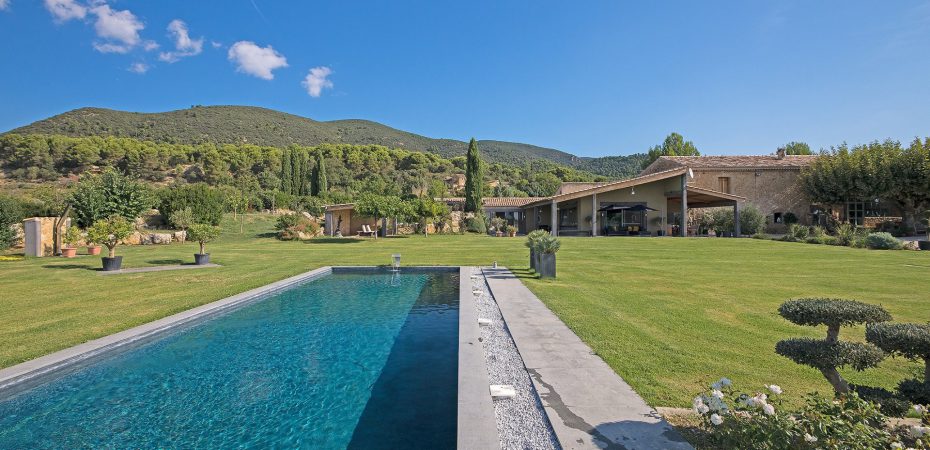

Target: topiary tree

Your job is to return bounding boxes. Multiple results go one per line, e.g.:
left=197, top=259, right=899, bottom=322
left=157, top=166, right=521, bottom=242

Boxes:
left=867, top=322, right=930, bottom=404
left=775, top=298, right=890, bottom=394
left=86, top=216, right=135, bottom=259
left=186, top=223, right=221, bottom=256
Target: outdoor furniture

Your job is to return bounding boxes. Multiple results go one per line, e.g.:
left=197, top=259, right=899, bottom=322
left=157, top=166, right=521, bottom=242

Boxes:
left=357, top=225, right=377, bottom=238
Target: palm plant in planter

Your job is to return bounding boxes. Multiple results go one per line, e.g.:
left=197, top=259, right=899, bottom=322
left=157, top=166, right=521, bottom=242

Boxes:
left=187, top=223, right=220, bottom=265
left=61, top=226, right=81, bottom=258
left=86, top=216, right=135, bottom=271
left=534, top=233, right=561, bottom=278
left=525, top=230, right=548, bottom=272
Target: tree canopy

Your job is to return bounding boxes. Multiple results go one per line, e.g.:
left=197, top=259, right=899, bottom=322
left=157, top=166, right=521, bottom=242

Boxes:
left=464, top=138, right=484, bottom=212
left=643, top=132, right=700, bottom=169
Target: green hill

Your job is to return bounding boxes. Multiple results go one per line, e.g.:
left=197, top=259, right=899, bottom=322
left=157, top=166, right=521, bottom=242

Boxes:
left=5, top=105, right=645, bottom=177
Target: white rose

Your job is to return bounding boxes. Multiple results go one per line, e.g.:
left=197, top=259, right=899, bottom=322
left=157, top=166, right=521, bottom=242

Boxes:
left=803, top=433, right=818, bottom=443
left=766, top=384, right=783, bottom=395
left=915, top=404, right=927, bottom=414
left=710, top=413, right=723, bottom=426
left=711, top=389, right=724, bottom=399
left=890, top=443, right=903, bottom=450
left=762, top=403, right=775, bottom=415
left=698, top=404, right=709, bottom=414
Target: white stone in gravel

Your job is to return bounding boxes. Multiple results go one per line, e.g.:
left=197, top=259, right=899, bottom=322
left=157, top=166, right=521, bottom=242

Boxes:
left=490, top=384, right=516, bottom=399
left=478, top=318, right=492, bottom=326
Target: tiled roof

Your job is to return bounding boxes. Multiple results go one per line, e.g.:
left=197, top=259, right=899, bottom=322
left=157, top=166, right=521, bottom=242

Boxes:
left=656, top=155, right=815, bottom=169
left=556, top=182, right=610, bottom=195
left=439, top=197, right=545, bottom=208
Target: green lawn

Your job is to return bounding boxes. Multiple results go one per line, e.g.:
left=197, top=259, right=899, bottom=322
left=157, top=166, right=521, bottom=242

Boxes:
left=2, top=214, right=928, bottom=408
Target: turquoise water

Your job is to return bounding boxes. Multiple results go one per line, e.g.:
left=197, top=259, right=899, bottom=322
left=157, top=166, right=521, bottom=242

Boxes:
left=0, top=270, right=459, bottom=449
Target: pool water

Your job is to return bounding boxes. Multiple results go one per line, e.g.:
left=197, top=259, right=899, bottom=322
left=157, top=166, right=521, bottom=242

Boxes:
left=0, top=270, right=460, bottom=449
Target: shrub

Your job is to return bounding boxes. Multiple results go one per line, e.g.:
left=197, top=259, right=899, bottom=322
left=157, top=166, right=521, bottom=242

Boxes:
left=851, top=385, right=912, bottom=417
left=157, top=184, right=225, bottom=226
left=751, top=233, right=768, bottom=240
left=867, top=322, right=930, bottom=405
left=85, top=216, right=135, bottom=258
left=692, top=378, right=902, bottom=449
left=776, top=298, right=890, bottom=393
left=739, top=204, right=766, bottom=235
left=466, top=216, right=487, bottom=234
left=0, top=195, right=24, bottom=250
left=274, top=213, right=318, bottom=240
left=785, top=223, right=809, bottom=242
left=866, top=232, right=901, bottom=250
left=783, top=212, right=799, bottom=225
left=62, top=226, right=82, bottom=248
left=168, top=207, right=195, bottom=231
left=505, top=225, right=517, bottom=235
left=186, top=223, right=221, bottom=255
left=834, top=223, right=857, bottom=246
left=69, top=169, right=154, bottom=228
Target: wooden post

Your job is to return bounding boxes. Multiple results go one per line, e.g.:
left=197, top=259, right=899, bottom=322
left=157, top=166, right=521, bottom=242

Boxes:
left=591, top=193, right=598, bottom=237
left=680, top=175, right=688, bottom=237
left=551, top=200, right=558, bottom=236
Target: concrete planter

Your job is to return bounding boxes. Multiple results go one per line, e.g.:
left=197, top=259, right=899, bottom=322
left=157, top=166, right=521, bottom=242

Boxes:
left=537, top=253, right=556, bottom=278
left=194, top=253, right=211, bottom=265
left=918, top=241, right=930, bottom=251
left=529, top=248, right=537, bottom=271
left=101, top=256, right=123, bottom=271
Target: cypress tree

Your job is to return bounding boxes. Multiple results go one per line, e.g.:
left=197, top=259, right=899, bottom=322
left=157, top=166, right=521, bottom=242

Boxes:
left=290, top=148, right=302, bottom=195
left=312, top=151, right=328, bottom=196
left=280, top=148, right=293, bottom=194
left=464, top=138, right=484, bottom=213
left=298, top=150, right=309, bottom=195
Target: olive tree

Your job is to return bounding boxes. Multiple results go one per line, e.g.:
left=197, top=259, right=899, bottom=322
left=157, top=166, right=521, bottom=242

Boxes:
left=867, top=322, right=930, bottom=404
left=775, top=298, right=890, bottom=394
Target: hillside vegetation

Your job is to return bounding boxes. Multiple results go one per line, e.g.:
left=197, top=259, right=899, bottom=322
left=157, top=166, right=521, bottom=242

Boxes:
left=5, top=106, right=646, bottom=177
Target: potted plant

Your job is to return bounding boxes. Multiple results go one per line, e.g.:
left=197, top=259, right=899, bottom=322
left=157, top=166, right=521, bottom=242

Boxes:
left=187, top=223, right=220, bottom=265
left=506, top=225, right=517, bottom=237
left=61, top=226, right=81, bottom=258
left=85, top=236, right=101, bottom=256
left=534, top=233, right=561, bottom=278
left=525, top=230, right=548, bottom=272
left=490, top=217, right=506, bottom=237
left=86, top=216, right=135, bottom=271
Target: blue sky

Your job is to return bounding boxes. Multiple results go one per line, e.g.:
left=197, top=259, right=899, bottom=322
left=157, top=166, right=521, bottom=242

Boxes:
left=0, top=1, right=928, bottom=157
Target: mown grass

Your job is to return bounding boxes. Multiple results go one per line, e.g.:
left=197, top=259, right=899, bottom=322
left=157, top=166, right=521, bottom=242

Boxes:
left=1, top=214, right=928, bottom=408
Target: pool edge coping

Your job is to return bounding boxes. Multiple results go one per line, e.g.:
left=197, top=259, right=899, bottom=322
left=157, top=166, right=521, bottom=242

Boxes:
left=457, top=266, right=501, bottom=449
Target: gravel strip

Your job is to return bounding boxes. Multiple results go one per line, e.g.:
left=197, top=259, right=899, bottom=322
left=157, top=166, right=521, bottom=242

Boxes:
left=472, top=268, right=560, bottom=450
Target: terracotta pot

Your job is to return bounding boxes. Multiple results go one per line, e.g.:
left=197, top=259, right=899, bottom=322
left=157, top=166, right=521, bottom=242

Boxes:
left=86, top=245, right=101, bottom=256
left=61, top=247, right=77, bottom=258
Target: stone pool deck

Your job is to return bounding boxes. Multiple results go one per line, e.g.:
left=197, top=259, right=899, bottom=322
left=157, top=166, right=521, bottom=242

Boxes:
left=484, top=268, right=692, bottom=450
left=99, top=263, right=221, bottom=275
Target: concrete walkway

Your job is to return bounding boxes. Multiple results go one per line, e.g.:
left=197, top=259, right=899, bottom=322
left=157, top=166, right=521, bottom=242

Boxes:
left=484, top=268, right=692, bottom=450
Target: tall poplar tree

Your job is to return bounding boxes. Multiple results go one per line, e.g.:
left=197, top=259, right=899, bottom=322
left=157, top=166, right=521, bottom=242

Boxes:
left=280, top=148, right=293, bottom=194
left=464, top=138, right=484, bottom=213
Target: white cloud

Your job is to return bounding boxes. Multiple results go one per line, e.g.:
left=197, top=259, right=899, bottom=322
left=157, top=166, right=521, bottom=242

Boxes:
left=301, top=66, right=333, bottom=98
left=0, top=0, right=10, bottom=11
left=143, top=40, right=159, bottom=51
left=227, top=41, right=288, bottom=80
left=158, top=20, right=203, bottom=63
left=91, top=3, right=144, bottom=53
left=127, top=62, right=149, bottom=74
left=211, top=41, right=223, bottom=49
left=44, top=0, right=87, bottom=22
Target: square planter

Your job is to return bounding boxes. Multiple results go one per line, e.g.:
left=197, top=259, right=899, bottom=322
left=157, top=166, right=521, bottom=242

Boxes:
left=529, top=248, right=537, bottom=271
left=919, top=241, right=930, bottom=251
left=537, top=253, right=556, bottom=278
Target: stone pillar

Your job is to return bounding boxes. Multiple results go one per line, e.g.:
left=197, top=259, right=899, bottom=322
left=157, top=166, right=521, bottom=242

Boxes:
left=591, top=193, right=598, bottom=237
left=551, top=200, right=558, bottom=236
left=734, top=201, right=741, bottom=237
left=680, top=175, right=688, bottom=237
left=324, top=212, right=333, bottom=236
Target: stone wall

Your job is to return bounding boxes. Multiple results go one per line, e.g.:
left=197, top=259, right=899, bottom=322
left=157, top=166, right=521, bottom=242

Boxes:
left=689, top=168, right=811, bottom=228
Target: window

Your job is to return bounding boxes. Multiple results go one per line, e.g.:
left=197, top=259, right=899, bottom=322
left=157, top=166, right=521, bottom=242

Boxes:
left=846, top=201, right=864, bottom=226
left=718, top=177, right=731, bottom=194
left=559, top=202, right=578, bottom=229
left=773, top=212, right=783, bottom=224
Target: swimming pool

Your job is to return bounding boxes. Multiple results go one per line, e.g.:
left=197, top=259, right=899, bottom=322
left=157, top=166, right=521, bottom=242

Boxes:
left=0, top=269, right=460, bottom=449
